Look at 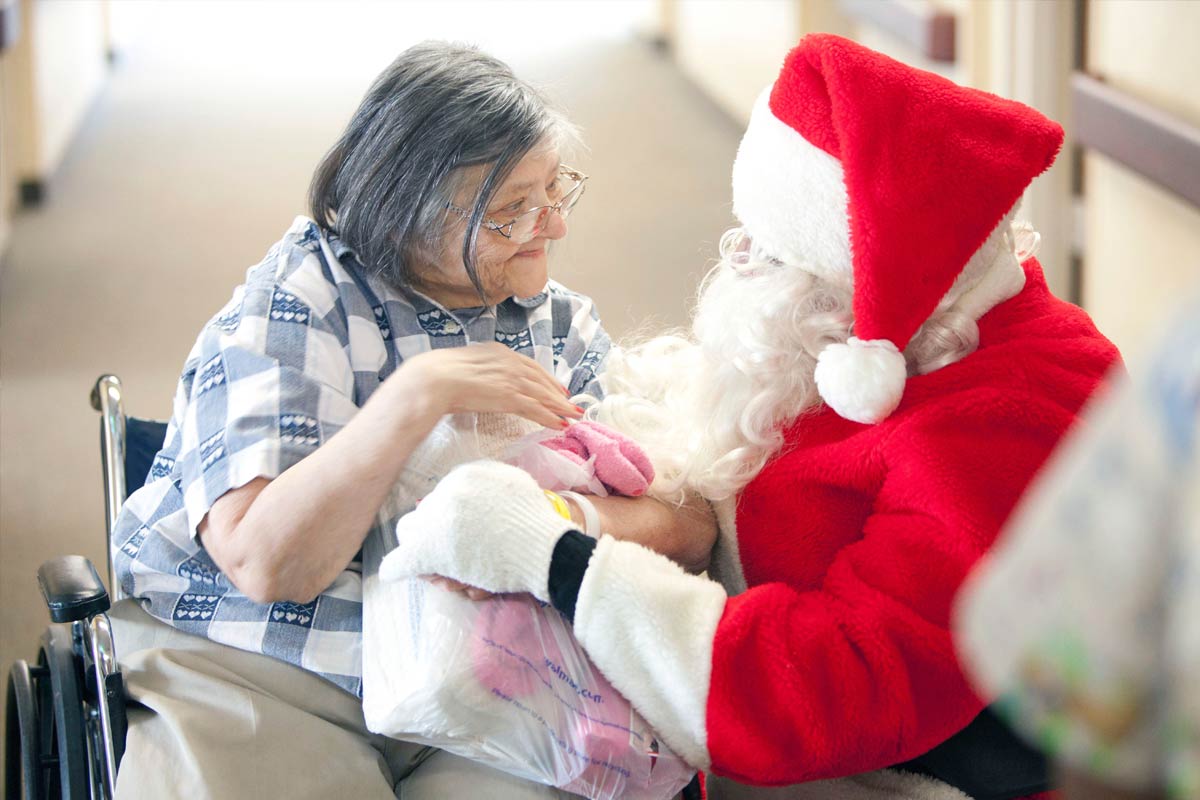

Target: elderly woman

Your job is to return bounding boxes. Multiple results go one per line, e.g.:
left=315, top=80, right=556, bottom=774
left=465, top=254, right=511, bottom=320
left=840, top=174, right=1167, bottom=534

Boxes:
left=109, top=41, right=714, bottom=800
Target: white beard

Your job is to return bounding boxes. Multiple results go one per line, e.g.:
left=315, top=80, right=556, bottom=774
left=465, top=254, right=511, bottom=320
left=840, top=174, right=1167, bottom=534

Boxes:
left=590, top=212, right=1030, bottom=501
left=592, top=232, right=853, bottom=501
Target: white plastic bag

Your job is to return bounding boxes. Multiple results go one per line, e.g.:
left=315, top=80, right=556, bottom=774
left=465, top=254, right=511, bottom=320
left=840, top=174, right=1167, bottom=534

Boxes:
left=503, top=428, right=608, bottom=497
left=362, top=415, right=694, bottom=800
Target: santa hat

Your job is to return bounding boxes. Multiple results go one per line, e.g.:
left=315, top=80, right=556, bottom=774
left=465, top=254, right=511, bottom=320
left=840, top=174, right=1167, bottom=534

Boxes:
left=731, top=34, right=1063, bottom=424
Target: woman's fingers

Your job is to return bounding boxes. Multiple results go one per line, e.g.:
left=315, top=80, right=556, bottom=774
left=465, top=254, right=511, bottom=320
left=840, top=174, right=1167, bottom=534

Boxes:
left=424, top=575, right=496, bottom=601
left=516, top=375, right=582, bottom=421
left=519, top=355, right=570, bottom=397
left=508, top=354, right=574, bottom=408
left=426, top=576, right=459, bottom=592
left=516, top=395, right=571, bottom=430
left=416, top=343, right=581, bottom=422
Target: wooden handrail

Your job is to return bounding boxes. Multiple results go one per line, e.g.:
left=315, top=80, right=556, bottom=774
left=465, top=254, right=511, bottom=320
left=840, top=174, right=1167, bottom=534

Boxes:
left=1072, top=72, right=1200, bottom=210
left=837, top=0, right=956, bottom=63
left=0, top=0, right=19, bottom=55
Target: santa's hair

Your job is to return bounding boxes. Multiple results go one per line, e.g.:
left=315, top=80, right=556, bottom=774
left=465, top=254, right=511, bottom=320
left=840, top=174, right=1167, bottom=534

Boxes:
left=589, top=224, right=1010, bottom=502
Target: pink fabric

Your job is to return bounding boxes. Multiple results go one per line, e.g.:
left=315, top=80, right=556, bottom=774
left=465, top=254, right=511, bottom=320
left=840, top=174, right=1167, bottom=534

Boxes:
left=464, top=424, right=662, bottom=792
left=538, top=421, right=655, bottom=497
left=465, top=423, right=662, bottom=791
left=469, top=595, right=663, bottom=796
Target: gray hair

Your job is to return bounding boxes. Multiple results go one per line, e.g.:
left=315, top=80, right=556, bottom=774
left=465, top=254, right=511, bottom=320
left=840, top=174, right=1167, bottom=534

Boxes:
left=309, top=41, right=576, bottom=298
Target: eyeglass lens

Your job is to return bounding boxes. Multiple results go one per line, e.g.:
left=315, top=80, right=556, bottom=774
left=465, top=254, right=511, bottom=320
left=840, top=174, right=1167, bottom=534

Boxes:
left=508, top=178, right=585, bottom=243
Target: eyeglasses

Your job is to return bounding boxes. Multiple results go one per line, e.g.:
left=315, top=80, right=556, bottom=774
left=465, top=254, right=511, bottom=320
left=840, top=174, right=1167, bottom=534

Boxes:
left=448, top=166, right=588, bottom=245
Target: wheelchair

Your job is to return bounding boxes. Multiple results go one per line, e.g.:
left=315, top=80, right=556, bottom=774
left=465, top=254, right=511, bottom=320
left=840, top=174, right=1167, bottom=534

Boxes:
left=2, top=375, right=705, bottom=800
left=5, top=375, right=166, bottom=800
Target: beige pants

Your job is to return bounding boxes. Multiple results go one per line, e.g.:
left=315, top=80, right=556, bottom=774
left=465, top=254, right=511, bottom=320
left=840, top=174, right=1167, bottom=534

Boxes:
left=108, top=600, right=580, bottom=799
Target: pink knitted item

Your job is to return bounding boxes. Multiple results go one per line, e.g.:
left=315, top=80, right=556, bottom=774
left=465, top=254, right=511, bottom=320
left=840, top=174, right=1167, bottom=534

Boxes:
left=469, top=593, right=660, bottom=795
left=539, top=421, right=654, bottom=497
left=470, top=597, right=558, bottom=699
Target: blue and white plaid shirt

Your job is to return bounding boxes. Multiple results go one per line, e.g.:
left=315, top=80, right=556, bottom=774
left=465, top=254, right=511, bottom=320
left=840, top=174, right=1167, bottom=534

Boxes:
left=112, top=217, right=610, bottom=695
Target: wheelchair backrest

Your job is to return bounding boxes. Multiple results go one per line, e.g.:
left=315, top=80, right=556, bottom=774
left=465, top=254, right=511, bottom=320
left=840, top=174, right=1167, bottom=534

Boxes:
left=123, top=417, right=169, bottom=498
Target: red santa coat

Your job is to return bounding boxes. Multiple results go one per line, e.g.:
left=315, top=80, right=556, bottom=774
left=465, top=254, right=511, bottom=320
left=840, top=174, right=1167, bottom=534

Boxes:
left=570, top=259, right=1119, bottom=790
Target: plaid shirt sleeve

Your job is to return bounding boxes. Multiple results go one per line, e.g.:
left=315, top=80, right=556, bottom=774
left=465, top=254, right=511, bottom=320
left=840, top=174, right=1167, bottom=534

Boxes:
left=547, top=281, right=610, bottom=401
left=174, top=244, right=362, bottom=537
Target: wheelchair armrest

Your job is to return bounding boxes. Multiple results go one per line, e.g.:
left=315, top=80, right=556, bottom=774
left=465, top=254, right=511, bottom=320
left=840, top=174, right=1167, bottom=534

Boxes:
left=38, top=555, right=111, bottom=623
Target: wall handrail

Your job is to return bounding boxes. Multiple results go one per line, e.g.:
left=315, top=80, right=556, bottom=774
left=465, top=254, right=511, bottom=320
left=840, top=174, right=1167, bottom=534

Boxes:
left=0, top=0, right=20, bottom=54
left=837, top=0, right=956, bottom=63
left=1072, top=72, right=1200, bottom=210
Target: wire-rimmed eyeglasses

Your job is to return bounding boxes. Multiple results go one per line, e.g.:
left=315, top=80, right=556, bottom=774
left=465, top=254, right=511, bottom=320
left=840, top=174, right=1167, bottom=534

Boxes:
left=448, top=166, right=588, bottom=245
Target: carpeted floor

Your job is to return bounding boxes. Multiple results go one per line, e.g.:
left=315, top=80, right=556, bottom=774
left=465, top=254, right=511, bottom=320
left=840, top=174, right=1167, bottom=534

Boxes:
left=0, top=0, right=742, bottom=734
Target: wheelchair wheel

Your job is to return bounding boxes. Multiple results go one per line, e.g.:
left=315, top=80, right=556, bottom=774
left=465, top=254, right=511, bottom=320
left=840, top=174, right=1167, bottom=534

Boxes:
left=5, top=660, right=41, bottom=800
left=7, top=622, right=125, bottom=800
left=6, top=627, right=93, bottom=799
left=39, top=625, right=91, bottom=800
left=5, top=644, right=77, bottom=800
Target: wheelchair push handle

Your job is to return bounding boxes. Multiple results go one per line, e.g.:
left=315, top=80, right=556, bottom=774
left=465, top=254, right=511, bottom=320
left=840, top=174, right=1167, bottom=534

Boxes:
left=38, top=555, right=111, bottom=624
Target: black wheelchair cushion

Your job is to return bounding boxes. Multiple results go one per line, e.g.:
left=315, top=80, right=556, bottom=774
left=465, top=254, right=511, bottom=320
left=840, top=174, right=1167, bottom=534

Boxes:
left=124, top=417, right=169, bottom=497
left=892, top=706, right=1049, bottom=800
left=38, top=555, right=110, bottom=623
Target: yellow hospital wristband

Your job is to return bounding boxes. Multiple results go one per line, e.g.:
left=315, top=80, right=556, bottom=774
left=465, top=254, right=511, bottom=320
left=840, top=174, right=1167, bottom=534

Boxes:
left=543, top=490, right=573, bottom=521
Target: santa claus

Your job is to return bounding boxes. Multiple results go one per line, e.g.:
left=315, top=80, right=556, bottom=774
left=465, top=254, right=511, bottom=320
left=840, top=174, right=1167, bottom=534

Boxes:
left=381, top=34, right=1120, bottom=799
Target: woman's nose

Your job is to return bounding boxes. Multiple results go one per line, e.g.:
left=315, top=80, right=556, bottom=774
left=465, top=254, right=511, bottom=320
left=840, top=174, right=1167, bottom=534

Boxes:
left=541, top=208, right=568, bottom=240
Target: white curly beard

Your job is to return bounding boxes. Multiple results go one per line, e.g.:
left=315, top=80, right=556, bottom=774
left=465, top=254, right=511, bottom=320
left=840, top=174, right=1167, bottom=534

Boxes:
left=589, top=217, right=1021, bottom=501
left=592, top=231, right=851, bottom=501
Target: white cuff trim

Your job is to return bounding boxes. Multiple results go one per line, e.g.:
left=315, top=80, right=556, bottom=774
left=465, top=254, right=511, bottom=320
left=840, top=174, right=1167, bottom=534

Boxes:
left=573, top=536, right=726, bottom=770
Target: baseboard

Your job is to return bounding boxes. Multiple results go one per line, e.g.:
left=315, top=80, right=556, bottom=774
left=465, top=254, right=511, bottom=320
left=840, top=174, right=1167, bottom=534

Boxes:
left=19, top=179, right=44, bottom=208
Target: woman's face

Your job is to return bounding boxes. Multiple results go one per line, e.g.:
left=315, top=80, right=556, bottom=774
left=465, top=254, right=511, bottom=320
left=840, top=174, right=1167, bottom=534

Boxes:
left=418, top=145, right=568, bottom=309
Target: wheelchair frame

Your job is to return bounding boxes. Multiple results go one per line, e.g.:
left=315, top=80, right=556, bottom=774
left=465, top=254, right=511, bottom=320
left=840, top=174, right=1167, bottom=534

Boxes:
left=5, top=375, right=138, bottom=800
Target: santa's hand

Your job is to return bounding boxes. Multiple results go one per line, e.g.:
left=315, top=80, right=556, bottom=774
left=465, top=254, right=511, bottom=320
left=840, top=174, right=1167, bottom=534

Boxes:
left=378, top=460, right=577, bottom=601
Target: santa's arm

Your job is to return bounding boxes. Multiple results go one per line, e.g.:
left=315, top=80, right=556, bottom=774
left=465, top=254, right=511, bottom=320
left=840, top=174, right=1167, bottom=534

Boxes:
left=556, top=393, right=1081, bottom=783
left=557, top=523, right=979, bottom=782
left=381, top=392, right=1073, bottom=782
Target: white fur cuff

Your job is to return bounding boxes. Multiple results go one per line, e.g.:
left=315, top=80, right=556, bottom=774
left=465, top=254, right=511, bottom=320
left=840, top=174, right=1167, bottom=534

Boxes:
left=573, top=536, right=727, bottom=770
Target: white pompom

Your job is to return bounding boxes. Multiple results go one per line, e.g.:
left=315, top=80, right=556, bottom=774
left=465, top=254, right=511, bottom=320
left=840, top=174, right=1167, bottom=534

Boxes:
left=813, top=337, right=908, bottom=424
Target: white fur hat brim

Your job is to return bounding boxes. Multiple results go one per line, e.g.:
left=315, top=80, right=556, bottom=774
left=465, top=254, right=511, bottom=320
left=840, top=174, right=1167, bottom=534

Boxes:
left=731, top=89, right=853, bottom=284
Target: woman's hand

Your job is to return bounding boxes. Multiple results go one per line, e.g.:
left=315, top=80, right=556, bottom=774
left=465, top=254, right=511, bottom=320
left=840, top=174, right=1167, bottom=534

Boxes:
left=427, top=576, right=497, bottom=601
left=397, top=343, right=582, bottom=429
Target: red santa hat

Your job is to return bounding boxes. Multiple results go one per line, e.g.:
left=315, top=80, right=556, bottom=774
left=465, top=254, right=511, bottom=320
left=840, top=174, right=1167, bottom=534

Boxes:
left=732, top=34, right=1064, bottom=424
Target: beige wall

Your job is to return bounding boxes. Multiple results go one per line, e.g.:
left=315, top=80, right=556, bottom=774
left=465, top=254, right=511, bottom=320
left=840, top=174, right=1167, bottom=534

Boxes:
left=1081, top=0, right=1200, bottom=364
left=30, top=0, right=107, bottom=176
left=669, top=0, right=803, bottom=125
left=0, top=0, right=35, bottom=256
left=0, top=57, right=13, bottom=255
left=0, top=0, right=107, bottom=251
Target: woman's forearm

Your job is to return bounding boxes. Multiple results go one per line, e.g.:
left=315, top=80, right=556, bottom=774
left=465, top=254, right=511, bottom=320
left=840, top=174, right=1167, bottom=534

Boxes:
left=583, top=492, right=717, bottom=574
left=203, top=341, right=584, bottom=604
left=201, top=370, right=441, bottom=603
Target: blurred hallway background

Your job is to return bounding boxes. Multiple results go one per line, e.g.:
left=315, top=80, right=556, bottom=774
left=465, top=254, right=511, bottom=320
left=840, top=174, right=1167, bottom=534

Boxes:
left=2, top=0, right=1199, bottom=778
